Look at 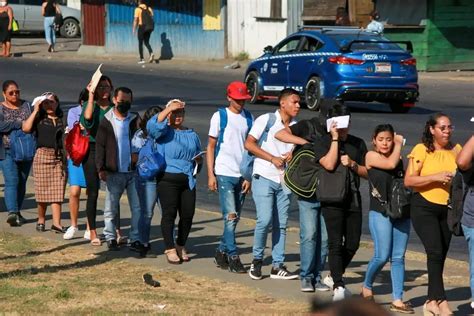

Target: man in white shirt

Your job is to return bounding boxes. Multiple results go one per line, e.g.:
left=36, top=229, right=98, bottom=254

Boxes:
left=207, top=81, right=253, bottom=273
left=366, top=10, right=384, bottom=34
left=244, top=88, right=301, bottom=280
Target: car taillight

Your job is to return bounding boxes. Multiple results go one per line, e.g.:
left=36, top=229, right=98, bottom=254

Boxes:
left=401, top=58, right=416, bottom=66
left=328, top=56, right=365, bottom=65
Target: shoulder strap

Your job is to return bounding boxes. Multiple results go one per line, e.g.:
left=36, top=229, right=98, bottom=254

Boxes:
left=214, top=107, right=228, bottom=158
left=242, top=109, right=253, bottom=131
left=258, top=113, right=276, bottom=146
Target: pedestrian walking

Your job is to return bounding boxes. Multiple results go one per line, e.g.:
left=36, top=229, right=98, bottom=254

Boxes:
left=41, top=0, right=60, bottom=53
left=0, top=0, right=13, bottom=57
left=309, top=103, right=368, bottom=301
left=23, top=92, right=66, bottom=233
left=0, top=80, right=33, bottom=226
left=361, top=124, right=414, bottom=314
left=131, top=105, right=163, bottom=257
left=207, top=81, right=253, bottom=273
left=133, top=0, right=155, bottom=64
left=63, top=89, right=89, bottom=240
left=80, top=75, right=114, bottom=246
left=147, top=99, right=202, bottom=264
left=457, top=135, right=474, bottom=311
left=245, top=88, right=300, bottom=281
left=95, top=87, right=141, bottom=251
left=404, top=113, right=461, bottom=315
left=275, top=111, right=331, bottom=292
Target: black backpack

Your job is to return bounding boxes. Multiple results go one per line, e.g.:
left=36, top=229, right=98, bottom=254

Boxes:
left=371, top=175, right=411, bottom=219
left=284, top=144, right=321, bottom=198
left=141, top=7, right=154, bottom=32
left=315, top=163, right=349, bottom=203
left=448, top=170, right=470, bottom=236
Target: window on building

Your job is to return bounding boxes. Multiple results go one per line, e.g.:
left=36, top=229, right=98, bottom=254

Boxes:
left=270, top=0, right=282, bottom=19
left=376, top=0, right=427, bottom=26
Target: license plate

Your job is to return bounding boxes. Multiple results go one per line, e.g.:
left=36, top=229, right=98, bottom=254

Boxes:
left=375, top=62, right=391, bottom=73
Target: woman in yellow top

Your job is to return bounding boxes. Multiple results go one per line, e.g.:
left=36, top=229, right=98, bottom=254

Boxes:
left=132, top=0, right=154, bottom=64
left=405, top=113, right=461, bottom=316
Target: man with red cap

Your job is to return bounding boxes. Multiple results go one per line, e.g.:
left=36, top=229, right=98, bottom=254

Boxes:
left=207, top=81, right=254, bottom=273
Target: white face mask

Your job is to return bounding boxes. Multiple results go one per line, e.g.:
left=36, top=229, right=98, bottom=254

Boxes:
left=0, top=2, right=7, bottom=7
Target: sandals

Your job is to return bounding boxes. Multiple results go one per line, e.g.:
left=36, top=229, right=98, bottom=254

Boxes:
left=390, top=302, right=414, bottom=314
left=164, top=248, right=181, bottom=264
left=90, top=238, right=102, bottom=246
left=175, top=245, right=190, bottom=262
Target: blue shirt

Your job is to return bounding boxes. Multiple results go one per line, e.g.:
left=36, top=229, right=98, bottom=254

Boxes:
left=111, top=111, right=132, bottom=173
left=146, top=116, right=201, bottom=189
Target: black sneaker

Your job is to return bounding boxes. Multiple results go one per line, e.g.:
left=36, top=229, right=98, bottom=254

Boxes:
left=270, top=265, right=299, bottom=280
left=6, top=213, right=21, bottom=227
left=214, top=249, right=229, bottom=269
left=17, top=213, right=27, bottom=225
left=139, top=245, right=156, bottom=258
left=129, top=240, right=144, bottom=252
left=228, top=255, right=246, bottom=274
left=107, top=239, right=119, bottom=251
left=248, top=259, right=263, bottom=280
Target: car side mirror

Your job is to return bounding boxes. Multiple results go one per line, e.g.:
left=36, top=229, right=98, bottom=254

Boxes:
left=263, top=45, right=273, bottom=54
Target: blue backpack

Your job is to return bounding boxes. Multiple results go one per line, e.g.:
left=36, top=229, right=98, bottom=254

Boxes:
left=214, top=107, right=253, bottom=157
left=239, top=113, right=276, bottom=181
left=137, top=137, right=166, bottom=180
left=9, top=129, right=37, bottom=162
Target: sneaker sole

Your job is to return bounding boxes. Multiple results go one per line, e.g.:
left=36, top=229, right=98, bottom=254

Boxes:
left=270, top=274, right=299, bottom=280
left=301, top=288, right=315, bottom=293
left=228, top=268, right=247, bottom=274
left=315, top=287, right=331, bottom=292
left=248, top=271, right=262, bottom=280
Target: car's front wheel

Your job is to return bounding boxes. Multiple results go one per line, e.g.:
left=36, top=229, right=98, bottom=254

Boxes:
left=245, top=71, right=261, bottom=104
left=305, top=76, right=322, bottom=111
left=389, top=102, right=411, bottom=113
left=60, top=18, right=80, bottom=38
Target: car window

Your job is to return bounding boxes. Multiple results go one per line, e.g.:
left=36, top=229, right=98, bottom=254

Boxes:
left=300, top=37, right=324, bottom=52
left=327, top=33, right=405, bottom=51
left=274, top=37, right=302, bottom=55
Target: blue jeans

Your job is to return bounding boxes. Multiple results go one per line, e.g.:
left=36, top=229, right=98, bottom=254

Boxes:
left=136, top=179, right=162, bottom=245
left=298, top=197, right=328, bottom=281
left=463, top=224, right=474, bottom=302
left=104, top=172, right=141, bottom=242
left=0, top=149, right=32, bottom=213
left=252, top=175, right=291, bottom=268
left=44, top=16, right=56, bottom=46
left=364, top=210, right=410, bottom=301
left=217, top=175, right=246, bottom=257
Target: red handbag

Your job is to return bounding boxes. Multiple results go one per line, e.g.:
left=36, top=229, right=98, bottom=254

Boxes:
left=65, top=122, right=89, bottom=166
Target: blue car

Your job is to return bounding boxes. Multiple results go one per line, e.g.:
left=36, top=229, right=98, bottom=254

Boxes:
left=244, top=27, right=419, bottom=113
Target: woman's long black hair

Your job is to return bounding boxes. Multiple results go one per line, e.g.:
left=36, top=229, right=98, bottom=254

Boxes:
left=140, top=106, right=163, bottom=137
left=422, top=112, right=453, bottom=152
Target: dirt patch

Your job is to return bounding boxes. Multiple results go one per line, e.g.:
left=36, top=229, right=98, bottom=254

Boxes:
left=0, top=232, right=308, bottom=315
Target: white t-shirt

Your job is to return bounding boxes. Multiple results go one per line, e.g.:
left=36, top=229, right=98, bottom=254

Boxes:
left=208, top=108, right=253, bottom=177
left=248, top=110, right=296, bottom=184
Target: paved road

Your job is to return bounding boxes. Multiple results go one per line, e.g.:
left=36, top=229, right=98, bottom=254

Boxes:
left=1, top=55, right=473, bottom=261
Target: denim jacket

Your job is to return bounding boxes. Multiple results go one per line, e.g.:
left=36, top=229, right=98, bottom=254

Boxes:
left=0, top=103, right=26, bottom=160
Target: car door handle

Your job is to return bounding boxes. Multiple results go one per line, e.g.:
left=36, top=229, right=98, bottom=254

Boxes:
left=307, top=59, right=315, bottom=63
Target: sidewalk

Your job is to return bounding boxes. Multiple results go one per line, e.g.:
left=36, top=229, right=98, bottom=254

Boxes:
left=8, top=36, right=474, bottom=81
left=0, top=175, right=472, bottom=315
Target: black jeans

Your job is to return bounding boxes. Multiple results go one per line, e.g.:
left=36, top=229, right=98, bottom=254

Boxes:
left=138, top=27, right=153, bottom=60
left=410, top=193, right=451, bottom=301
left=322, top=206, right=362, bottom=289
left=82, top=144, right=100, bottom=230
left=157, top=173, right=196, bottom=250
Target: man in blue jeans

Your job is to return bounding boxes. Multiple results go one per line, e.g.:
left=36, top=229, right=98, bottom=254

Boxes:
left=275, top=112, right=331, bottom=292
left=95, top=87, right=141, bottom=251
left=244, top=88, right=300, bottom=280
left=207, top=81, right=253, bottom=273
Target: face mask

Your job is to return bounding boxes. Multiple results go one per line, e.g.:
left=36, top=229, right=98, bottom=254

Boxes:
left=0, top=2, right=7, bottom=7
left=116, top=101, right=131, bottom=114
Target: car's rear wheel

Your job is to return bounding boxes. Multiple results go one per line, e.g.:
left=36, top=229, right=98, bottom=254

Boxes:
left=389, top=102, right=411, bottom=113
left=305, top=76, right=322, bottom=111
left=245, top=71, right=261, bottom=104
left=60, top=18, right=80, bottom=38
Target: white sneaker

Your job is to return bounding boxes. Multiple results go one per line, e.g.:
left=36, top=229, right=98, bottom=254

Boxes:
left=471, top=301, right=474, bottom=309
left=138, top=59, right=145, bottom=64
left=63, top=226, right=78, bottom=240
left=333, top=286, right=346, bottom=301
left=148, top=53, right=155, bottom=63
left=83, top=230, right=91, bottom=240
left=323, top=275, right=334, bottom=289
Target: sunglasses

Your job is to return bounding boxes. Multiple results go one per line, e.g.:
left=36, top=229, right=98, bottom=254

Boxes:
left=436, top=125, right=455, bottom=132
left=7, top=90, right=20, bottom=96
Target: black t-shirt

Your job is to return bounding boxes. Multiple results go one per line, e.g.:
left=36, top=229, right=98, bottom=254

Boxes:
left=368, top=159, right=404, bottom=214
left=44, top=1, right=56, bottom=17
left=290, top=117, right=368, bottom=211
left=35, top=117, right=64, bottom=150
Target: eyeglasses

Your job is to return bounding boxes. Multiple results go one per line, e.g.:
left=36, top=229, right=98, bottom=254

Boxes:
left=7, top=90, right=20, bottom=96
left=436, top=125, right=455, bottom=132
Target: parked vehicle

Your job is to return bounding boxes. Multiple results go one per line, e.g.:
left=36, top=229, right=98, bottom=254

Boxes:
left=9, top=0, right=81, bottom=38
left=245, top=26, right=419, bottom=113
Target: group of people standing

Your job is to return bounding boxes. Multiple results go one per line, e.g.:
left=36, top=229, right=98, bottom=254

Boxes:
left=1, top=78, right=473, bottom=314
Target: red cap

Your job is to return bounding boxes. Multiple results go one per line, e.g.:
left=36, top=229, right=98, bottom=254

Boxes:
left=227, top=81, right=251, bottom=100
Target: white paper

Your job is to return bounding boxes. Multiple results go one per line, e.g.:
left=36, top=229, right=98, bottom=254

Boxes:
left=192, top=151, right=207, bottom=160
left=326, top=115, right=350, bottom=132
left=32, top=95, right=47, bottom=107
left=89, top=64, right=103, bottom=94
left=471, top=117, right=474, bottom=122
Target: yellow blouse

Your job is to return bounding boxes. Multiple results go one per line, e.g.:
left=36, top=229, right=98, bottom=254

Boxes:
left=407, top=143, right=462, bottom=205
